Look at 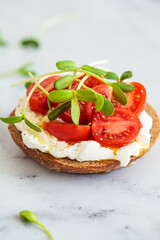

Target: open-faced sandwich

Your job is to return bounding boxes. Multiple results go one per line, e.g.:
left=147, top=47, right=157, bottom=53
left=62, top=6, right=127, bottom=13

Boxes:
left=1, top=60, right=160, bottom=173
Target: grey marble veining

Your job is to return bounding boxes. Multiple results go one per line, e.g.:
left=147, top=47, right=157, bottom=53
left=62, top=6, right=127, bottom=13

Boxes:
left=0, top=0, right=160, bottom=239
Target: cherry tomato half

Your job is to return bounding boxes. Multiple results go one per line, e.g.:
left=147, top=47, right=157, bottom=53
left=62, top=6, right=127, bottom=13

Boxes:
left=27, top=75, right=62, bottom=114
left=86, top=84, right=113, bottom=123
left=43, top=122, right=91, bottom=141
left=112, top=82, right=146, bottom=115
left=92, top=108, right=142, bottom=147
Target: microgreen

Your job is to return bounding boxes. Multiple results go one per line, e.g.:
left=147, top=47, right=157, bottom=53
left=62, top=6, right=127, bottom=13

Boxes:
left=25, top=81, right=33, bottom=89
left=0, top=32, right=7, bottom=46
left=0, top=62, right=36, bottom=78
left=81, top=65, right=106, bottom=76
left=112, top=83, right=127, bottom=105
left=56, top=60, right=77, bottom=71
left=120, top=71, right=133, bottom=81
left=54, top=75, right=75, bottom=89
left=81, top=65, right=119, bottom=80
left=21, top=38, right=39, bottom=48
left=75, top=89, right=97, bottom=102
left=0, top=116, right=23, bottom=124
left=24, top=119, right=41, bottom=132
left=95, top=93, right=104, bottom=112
left=116, top=82, right=135, bottom=92
left=101, top=97, right=114, bottom=115
left=71, top=96, right=80, bottom=125
left=19, top=210, right=54, bottom=240
left=49, top=90, right=74, bottom=102
left=48, top=101, right=71, bottom=121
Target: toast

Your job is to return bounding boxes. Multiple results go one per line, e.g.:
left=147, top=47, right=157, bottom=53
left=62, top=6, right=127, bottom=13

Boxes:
left=8, top=103, right=160, bottom=174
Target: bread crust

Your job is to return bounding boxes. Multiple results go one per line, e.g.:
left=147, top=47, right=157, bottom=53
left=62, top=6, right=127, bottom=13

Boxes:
left=8, top=103, right=160, bottom=174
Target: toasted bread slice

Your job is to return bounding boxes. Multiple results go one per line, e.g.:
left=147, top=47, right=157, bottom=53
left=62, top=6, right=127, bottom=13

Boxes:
left=8, top=103, right=160, bottom=174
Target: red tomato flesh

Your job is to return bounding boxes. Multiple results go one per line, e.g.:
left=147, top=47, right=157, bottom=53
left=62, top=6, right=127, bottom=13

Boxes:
left=92, top=108, right=142, bottom=147
left=27, top=75, right=62, bottom=114
left=86, top=84, right=113, bottom=123
left=112, top=82, right=146, bottom=115
left=44, top=122, right=91, bottom=141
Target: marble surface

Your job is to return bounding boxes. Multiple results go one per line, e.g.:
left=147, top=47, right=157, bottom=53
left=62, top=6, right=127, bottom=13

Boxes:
left=0, top=0, right=160, bottom=239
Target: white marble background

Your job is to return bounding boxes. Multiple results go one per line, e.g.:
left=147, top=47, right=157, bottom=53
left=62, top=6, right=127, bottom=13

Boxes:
left=0, top=0, right=160, bottom=239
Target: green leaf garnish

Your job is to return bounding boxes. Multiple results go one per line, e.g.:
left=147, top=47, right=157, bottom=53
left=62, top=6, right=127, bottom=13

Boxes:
left=0, top=62, right=36, bottom=78
left=71, top=96, right=80, bottom=125
left=25, top=81, right=33, bottom=89
left=54, top=75, right=75, bottom=89
left=116, top=82, right=135, bottom=92
left=0, top=116, right=23, bottom=124
left=48, top=101, right=71, bottom=121
left=25, top=119, right=41, bottom=132
left=104, top=72, right=119, bottom=81
left=81, top=65, right=106, bottom=76
left=101, top=97, right=114, bottom=115
left=21, top=39, right=39, bottom=48
left=49, top=90, right=74, bottom=102
left=19, top=210, right=54, bottom=240
left=95, top=93, right=104, bottom=112
left=81, top=65, right=118, bottom=81
left=120, top=71, right=133, bottom=81
left=75, top=89, right=97, bottom=102
left=56, top=60, right=77, bottom=70
left=0, top=32, right=7, bottom=46
left=112, top=83, right=127, bottom=105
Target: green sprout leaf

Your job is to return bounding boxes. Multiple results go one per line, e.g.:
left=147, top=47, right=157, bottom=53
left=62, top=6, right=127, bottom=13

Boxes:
left=21, top=38, right=39, bottom=48
left=20, top=210, right=37, bottom=222
left=116, top=82, right=135, bottom=92
left=101, top=97, right=114, bottom=115
left=104, top=72, right=119, bottom=81
left=120, top=71, right=133, bottom=81
left=95, top=93, right=104, bottom=112
left=0, top=62, right=36, bottom=78
left=81, top=65, right=119, bottom=81
left=54, top=75, right=75, bottom=89
left=71, top=96, right=80, bottom=125
left=19, top=210, right=54, bottom=240
left=0, top=32, right=7, bottom=46
left=75, top=89, right=97, bottom=102
left=49, top=90, right=74, bottom=102
left=21, top=70, right=36, bottom=77
left=48, top=101, right=71, bottom=121
left=25, top=81, right=33, bottom=89
left=81, top=65, right=106, bottom=76
left=112, top=83, right=127, bottom=105
left=0, top=116, right=23, bottom=124
left=56, top=60, right=77, bottom=70
left=24, top=119, right=41, bottom=132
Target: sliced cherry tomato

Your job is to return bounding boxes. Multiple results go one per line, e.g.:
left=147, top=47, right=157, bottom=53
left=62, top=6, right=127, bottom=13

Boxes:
left=27, top=75, right=62, bottom=114
left=78, top=74, right=103, bottom=88
left=112, top=82, right=146, bottom=115
left=92, top=108, right=142, bottom=147
left=43, top=122, right=91, bottom=141
left=86, top=84, right=113, bottom=123
left=84, top=76, right=102, bottom=88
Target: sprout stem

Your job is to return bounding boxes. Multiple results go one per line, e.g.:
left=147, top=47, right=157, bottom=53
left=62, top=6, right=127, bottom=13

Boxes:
left=33, top=220, right=54, bottom=240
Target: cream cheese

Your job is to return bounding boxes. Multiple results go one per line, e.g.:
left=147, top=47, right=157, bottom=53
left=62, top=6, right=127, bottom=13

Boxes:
left=14, top=95, right=153, bottom=167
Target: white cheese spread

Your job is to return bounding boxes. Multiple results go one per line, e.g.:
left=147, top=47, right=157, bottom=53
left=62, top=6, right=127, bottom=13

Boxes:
left=14, top=95, right=153, bottom=167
